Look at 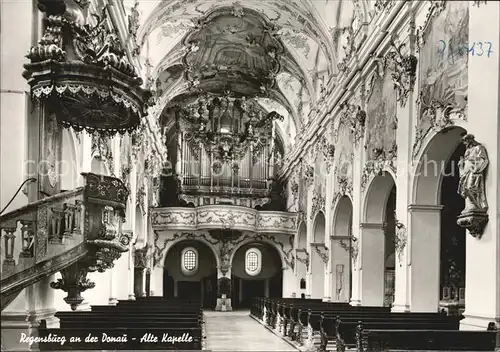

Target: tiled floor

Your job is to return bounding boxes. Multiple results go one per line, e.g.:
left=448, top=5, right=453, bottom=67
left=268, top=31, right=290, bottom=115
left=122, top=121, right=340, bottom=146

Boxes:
left=204, top=310, right=297, bottom=351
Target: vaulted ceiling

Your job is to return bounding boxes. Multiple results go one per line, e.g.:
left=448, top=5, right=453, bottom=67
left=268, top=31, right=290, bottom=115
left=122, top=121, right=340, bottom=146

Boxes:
left=126, top=0, right=374, bottom=149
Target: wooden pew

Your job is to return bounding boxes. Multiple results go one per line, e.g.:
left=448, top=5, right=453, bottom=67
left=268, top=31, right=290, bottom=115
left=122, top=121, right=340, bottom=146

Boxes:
left=360, top=328, right=499, bottom=352
left=290, top=304, right=388, bottom=344
left=38, top=298, right=204, bottom=350
left=327, top=316, right=461, bottom=352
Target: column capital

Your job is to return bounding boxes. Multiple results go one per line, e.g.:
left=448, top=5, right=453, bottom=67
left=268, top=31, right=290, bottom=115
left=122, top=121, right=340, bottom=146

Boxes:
left=359, top=222, right=385, bottom=229
left=329, top=235, right=351, bottom=240
left=408, top=204, right=444, bottom=213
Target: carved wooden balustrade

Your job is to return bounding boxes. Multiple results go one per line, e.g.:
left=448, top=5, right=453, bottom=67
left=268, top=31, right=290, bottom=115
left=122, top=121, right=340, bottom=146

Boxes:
left=151, top=205, right=297, bottom=235
left=0, top=173, right=132, bottom=310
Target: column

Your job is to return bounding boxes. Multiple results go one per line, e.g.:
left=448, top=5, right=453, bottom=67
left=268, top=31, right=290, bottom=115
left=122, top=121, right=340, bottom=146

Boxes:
left=108, top=268, right=117, bottom=305
left=407, top=205, right=442, bottom=312
left=324, top=172, right=334, bottom=302
left=108, top=137, right=120, bottom=305
left=392, top=2, right=416, bottom=313
left=141, top=268, right=147, bottom=297
left=150, top=265, right=163, bottom=297
left=215, top=265, right=232, bottom=311
left=329, top=237, right=351, bottom=303
left=461, top=1, right=500, bottom=330
left=0, top=0, right=33, bottom=213
left=264, top=279, right=270, bottom=298
left=128, top=240, right=136, bottom=300
left=305, top=186, right=314, bottom=298
left=349, top=139, right=363, bottom=306
left=239, top=279, right=243, bottom=304
left=282, top=265, right=296, bottom=298
left=358, top=223, right=385, bottom=306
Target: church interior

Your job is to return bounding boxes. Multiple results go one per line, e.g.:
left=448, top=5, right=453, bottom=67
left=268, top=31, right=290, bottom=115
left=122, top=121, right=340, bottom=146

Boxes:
left=1, top=0, right=499, bottom=351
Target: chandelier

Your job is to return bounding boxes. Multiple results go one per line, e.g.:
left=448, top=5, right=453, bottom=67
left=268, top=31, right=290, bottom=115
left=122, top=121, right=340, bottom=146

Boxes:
left=179, top=94, right=283, bottom=162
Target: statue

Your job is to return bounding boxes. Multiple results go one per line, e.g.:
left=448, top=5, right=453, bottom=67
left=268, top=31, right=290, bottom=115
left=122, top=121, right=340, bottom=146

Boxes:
left=456, top=134, right=489, bottom=238
left=256, top=176, right=286, bottom=211
left=159, top=172, right=193, bottom=207
left=219, top=241, right=231, bottom=275
left=458, top=134, right=489, bottom=211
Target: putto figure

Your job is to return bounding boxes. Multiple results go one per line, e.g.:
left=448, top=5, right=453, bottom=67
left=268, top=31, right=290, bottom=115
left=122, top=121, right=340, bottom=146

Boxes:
left=457, top=134, right=489, bottom=212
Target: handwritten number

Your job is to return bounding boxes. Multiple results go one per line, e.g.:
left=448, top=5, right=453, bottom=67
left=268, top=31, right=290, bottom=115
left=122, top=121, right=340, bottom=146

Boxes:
left=485, top=42, right=493, bottom=57
left=437, top=40, right=447, bottom=58
left=469, top=42, right=475, bottom=56
left=476, top=42, right=484, bottom=56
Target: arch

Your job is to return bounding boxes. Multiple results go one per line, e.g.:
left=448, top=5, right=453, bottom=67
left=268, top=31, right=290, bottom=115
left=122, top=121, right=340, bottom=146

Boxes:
left=360, top=172, right=396, bottom=306
left=163, top=239, right=218, bottom=306
left=296, top=221, right=307, bottom=249
left=332, top=196, right=353, bottom=237
left=412, top=126, right=467, bottom=205
left=180, top=246, right=199, bottom=276
left=244, top=247, right=262, bottom=276
left=313, top=211, right=326, bottom=242
left=159, top=237, right=221, bottom=270
left=311, top=210, right=326, bottom=298
left=408, top=125, right=468, bottom=313
left=229, top=238, right=285, bottom=270
left=330, top=195, right=353, bottom=302
left=363, top=172, right=396, bottom=223
left=232, top=241, right=283, bottom=308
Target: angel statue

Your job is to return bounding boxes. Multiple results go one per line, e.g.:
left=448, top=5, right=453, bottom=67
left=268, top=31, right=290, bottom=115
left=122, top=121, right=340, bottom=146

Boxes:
left=457, top=134, right=489, bottom=212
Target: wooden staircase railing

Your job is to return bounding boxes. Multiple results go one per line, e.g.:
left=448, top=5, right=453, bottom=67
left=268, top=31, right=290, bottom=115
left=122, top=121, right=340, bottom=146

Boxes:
left=0, top=173, right=133, bottom=311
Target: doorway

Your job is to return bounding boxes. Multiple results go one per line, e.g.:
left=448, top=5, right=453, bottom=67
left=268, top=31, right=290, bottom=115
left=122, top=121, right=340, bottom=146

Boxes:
left=178, top=281, right=201, bottom=301
left=241, top=279, right=265, bottom=309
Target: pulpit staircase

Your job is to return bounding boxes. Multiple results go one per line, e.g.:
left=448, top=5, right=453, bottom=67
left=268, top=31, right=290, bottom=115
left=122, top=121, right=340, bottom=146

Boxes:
left=0, top=173, right=131, bottom=311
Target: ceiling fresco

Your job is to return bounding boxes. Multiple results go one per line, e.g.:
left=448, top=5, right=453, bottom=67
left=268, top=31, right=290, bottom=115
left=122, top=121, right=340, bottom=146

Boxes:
left=123, top=0, right=372, bottom=147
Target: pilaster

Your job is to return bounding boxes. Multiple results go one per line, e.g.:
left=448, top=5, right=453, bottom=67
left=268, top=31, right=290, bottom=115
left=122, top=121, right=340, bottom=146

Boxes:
left=306, top=184, right=314, bottom=298
left=359, top=223, right=385, bottom=306
left=324, top=170, right=334, bottom=301
left=407, top=204, right=443, bottom=312
left=349, top=139, right=363, bottom=306
left=392, top=16, right=416, bottom=313
left=461, top=1, right=500, bottom=330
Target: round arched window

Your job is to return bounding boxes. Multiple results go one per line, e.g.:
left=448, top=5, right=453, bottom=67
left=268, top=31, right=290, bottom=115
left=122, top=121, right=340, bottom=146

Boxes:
left=245, top=248, right=262, bottom=276
left=181, top=247, right=198, bottom=275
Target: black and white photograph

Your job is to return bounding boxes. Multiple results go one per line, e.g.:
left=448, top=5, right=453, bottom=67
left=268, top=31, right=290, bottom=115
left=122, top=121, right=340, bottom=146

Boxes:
left=0, top=0, right=499, bottom=351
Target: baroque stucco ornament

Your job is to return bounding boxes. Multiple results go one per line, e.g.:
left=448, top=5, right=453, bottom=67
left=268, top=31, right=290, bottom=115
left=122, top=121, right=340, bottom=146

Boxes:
left=316, top=135, right=335, bottom=173
left=24, top=1, right=152, bottom=136
left=360, top=145, right=398, bottom=191
left=456, top=134, right=489, bottom=238
left=386, top=35, right=418, bottom=107
left=303, top=164, right=315, bottom=189
left=394, top=220, right=407, bottom=266
left=312, top=243, right=329, bottom=264
left=48, top=173, right=131, bottom=310
left=338, top=236, right=359, bottom=268
left=340, top=102, right=366, bottom=145
left=296, top=248, right=310, bottom=271
left=310, top=190, right=325, bottom=220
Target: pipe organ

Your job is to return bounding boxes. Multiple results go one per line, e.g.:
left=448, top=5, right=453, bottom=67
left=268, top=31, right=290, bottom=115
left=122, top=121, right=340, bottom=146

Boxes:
left=163, top=94, right=284, bottom=206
